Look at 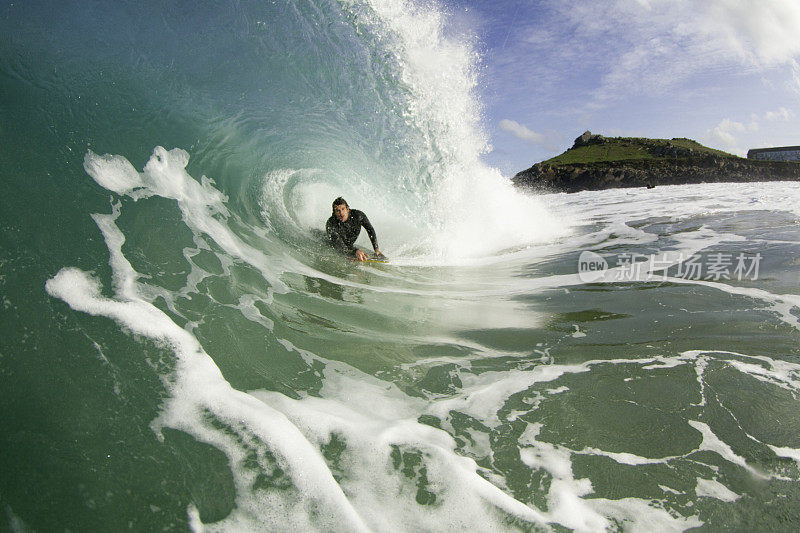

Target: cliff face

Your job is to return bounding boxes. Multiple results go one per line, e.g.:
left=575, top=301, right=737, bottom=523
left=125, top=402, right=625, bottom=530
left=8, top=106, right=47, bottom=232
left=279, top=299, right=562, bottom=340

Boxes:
left=512, top=157, right=800, bottom=192
left=511, top=132, right=800, bottom=193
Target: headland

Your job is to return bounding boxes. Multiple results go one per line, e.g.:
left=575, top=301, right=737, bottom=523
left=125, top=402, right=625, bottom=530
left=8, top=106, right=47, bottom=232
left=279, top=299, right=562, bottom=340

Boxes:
left=512, top=131, right=800, bottom=193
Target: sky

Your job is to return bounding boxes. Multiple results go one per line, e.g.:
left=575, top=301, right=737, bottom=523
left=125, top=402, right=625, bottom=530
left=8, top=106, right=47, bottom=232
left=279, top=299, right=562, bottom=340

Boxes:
left=444, top=0, right=800, bottom=176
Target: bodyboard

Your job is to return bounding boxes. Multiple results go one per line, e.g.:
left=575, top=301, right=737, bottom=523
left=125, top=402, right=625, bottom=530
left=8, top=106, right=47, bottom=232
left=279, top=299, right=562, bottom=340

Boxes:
left=349, top=253, right=389, bottom=263
left=363, top=254, right=389, bottom=263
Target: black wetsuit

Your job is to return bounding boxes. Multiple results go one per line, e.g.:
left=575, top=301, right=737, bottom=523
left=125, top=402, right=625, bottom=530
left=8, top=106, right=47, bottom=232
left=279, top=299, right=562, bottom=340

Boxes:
left=325, top=209, right=378, bottom=256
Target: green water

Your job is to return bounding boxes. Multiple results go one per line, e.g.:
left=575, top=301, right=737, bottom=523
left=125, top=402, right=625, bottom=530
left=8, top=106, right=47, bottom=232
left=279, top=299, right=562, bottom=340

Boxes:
left=3, top=0, right=800, bottom=530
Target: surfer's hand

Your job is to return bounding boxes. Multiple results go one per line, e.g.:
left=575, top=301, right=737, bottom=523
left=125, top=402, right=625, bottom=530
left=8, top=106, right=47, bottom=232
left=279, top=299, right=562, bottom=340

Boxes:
left=375, top=250, right=385, bottom=259
left=355, top=249, right=368, bottom=261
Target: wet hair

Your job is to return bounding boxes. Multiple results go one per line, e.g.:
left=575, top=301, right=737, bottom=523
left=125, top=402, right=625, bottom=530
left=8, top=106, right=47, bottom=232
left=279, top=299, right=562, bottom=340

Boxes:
left=332, top=197, right=349, bottom=210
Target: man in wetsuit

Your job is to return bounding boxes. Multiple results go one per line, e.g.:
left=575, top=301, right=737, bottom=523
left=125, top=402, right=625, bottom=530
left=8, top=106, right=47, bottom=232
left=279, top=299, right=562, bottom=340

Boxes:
left=326, top=197, right=384, bottom=261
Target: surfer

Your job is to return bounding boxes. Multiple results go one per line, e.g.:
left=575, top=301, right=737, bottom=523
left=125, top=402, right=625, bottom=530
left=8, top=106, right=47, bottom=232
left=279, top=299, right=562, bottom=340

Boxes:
left=326, top=197, right=384, bottom=261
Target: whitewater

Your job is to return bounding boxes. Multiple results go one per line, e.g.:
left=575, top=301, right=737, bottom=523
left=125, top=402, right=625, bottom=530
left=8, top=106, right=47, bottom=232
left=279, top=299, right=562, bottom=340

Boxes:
left=2, top=0, right=800, bottom=531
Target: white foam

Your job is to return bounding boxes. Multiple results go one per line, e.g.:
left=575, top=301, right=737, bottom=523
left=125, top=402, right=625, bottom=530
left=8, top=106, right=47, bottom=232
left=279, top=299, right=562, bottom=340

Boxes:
left=248, top=349, right=550, bottom=531
left=695, top=478, right=740, bottom=502
left=426, top=363, right=590, bottom=428
left=728, top=359, right=800, bottom=393
left=46, top=209, right=374, bottom=531
left=548, top=181, right=800, bottom=222
left=518, top=424, right=609, bottom=531
left=84, top=147, right=289, bottom=294
left=578, top=447, right=669, bottom=466
left=84, top=151, right=143, bottom=195
left=421, top=348, right=800, bottom=524
left=236, top=294, right=275, bottom=331
left=768, top=445, right=800, bottom=471
left=585, top=497, right=702, bottom=532
left=518, top=423, right=701, bottom=531
left=642, top=356, right=689, bottom=370
left=688, top=420, right=767, bottom=479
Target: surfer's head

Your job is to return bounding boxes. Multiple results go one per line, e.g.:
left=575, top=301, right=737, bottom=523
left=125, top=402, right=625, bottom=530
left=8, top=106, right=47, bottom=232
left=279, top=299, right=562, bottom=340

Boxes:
left=332, top=197, right=350, bottom=222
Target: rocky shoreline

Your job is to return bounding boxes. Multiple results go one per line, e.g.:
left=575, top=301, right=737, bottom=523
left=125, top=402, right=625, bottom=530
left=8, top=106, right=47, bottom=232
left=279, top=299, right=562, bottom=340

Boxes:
left=512, top=132, right=800, bottom=193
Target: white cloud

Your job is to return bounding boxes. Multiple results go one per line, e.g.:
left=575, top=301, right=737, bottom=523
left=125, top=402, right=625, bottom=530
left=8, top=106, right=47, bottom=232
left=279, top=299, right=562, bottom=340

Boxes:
left=550, top=0, right=800, bottom=102
left=706, top=118, right=746, bottom=152
left=764, top=107, right=794, bottom=121
left=743, top=107, right=794, bottom=134
left=703, top=0, right=800, bottom=65
left=499, top=119, right=546, bottom=144
left=793, top=59, right=800, bottom=92
left=704, top=107, right=796, bottom=156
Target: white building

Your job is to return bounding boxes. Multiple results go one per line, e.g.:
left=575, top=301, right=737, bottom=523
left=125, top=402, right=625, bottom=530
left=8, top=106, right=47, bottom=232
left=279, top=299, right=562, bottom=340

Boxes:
left=747, top=146, right=800, bottom=162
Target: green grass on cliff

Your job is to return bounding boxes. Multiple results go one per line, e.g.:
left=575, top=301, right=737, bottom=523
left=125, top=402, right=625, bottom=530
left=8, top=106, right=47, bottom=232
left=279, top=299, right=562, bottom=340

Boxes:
left=667, top=138, right=731, bottom=154
left=543, top=136, right=738, bottom=165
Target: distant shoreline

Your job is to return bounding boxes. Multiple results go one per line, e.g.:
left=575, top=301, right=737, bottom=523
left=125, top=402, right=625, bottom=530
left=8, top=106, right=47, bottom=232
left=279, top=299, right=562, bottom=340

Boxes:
left=512, top=132, right=800, bottom=193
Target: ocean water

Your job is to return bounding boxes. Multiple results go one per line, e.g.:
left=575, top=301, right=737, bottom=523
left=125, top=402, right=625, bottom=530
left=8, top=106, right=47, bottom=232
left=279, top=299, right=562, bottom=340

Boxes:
left=2, top=1, right=800, bottom=531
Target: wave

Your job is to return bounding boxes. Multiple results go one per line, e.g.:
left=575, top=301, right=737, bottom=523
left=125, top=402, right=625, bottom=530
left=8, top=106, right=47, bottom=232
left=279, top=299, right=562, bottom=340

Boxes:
left=13, top=1, right=800, bottom=531
left=2, top=0, right=567, bottom=265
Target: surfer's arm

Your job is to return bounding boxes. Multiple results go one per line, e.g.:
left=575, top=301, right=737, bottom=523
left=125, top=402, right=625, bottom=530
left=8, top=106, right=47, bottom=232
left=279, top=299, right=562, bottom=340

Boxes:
left=359, top=212, right=380, bottom=252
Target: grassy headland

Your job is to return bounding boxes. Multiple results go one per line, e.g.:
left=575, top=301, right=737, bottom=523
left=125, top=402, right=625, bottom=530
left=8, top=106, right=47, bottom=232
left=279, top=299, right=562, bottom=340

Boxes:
left=512, top=131, right=800, bottom=193
left=542, top=134, right=737, bottom=165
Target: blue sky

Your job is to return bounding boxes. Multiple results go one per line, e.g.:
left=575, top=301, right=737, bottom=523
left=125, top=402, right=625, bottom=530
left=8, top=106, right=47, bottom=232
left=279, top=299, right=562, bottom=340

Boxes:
left=445, top=0, right=800, bottom=176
